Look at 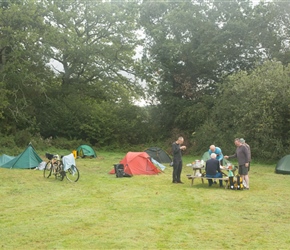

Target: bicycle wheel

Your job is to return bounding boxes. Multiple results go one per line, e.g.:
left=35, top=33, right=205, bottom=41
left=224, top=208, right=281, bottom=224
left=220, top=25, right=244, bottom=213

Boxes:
left=55, top=161, right=65, bottom=181
left=44, top=161, right=53, bottom=178
left=65, top=165, right=80, bottom=182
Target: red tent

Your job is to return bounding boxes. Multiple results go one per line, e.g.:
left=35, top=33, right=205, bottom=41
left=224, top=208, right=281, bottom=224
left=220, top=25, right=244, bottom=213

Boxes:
left=110, top=152, right=161, bottom=175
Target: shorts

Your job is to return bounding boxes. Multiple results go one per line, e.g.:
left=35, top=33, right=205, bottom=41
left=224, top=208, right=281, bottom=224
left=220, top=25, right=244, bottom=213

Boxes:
left=238, top=164, right=248, bottom=175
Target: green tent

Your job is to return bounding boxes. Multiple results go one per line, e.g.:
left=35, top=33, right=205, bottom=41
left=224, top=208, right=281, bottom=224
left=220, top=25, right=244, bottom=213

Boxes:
left=201, top=151, right=211, bottom=162
left=76, top=145, right=97, bottom=158
left=275, top=155, right=290, bottom=174
left=0, top=154, right=15, bottom=166
left=0, top=144, right=43, bottom=169
left=144, top=147, right=172, bottom=163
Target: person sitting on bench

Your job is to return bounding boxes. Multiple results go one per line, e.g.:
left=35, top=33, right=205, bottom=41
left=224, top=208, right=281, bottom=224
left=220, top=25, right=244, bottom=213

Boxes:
left=205, top=153, right=223, bottom=187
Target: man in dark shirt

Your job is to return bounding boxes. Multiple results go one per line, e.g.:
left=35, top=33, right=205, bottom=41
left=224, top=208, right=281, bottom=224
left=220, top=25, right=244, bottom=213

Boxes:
left=172, top=136, right=186, bottom=184
left=205, top=153, right=223, bottom=187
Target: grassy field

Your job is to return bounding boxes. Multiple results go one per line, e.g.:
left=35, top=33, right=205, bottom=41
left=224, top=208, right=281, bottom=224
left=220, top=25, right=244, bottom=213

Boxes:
left=1, top=151, right=290, bottom=249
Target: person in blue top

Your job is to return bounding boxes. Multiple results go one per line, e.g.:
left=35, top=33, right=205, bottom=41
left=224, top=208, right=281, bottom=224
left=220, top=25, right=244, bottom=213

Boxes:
left=208, top=145, right=223, bottom=165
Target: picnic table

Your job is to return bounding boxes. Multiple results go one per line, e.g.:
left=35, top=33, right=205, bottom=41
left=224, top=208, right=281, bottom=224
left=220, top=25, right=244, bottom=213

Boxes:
left=186, top=161, right=237, bottom=189
left=186, top=160, right=205, bottom=176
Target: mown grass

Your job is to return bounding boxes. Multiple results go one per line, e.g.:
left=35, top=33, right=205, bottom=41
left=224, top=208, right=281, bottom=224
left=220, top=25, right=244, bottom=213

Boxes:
left=1, top=151, right=290, bottom=249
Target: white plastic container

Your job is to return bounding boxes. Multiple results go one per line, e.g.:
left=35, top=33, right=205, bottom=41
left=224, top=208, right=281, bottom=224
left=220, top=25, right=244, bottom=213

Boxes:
left=195, top=160, right=201, bottom=167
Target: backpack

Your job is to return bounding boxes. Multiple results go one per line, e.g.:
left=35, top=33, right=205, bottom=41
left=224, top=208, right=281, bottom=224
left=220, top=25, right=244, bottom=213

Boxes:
left=114, top=164, right=132, bottom=178
left=114, top=164, right=125, bottom=178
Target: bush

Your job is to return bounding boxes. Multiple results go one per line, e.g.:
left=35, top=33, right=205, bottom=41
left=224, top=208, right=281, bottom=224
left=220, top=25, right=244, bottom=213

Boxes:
left=0, top=135, right=20, bottom=155
left=14, top=130, right=32, bottom=148
left=51, top=137, right=86, bottom=150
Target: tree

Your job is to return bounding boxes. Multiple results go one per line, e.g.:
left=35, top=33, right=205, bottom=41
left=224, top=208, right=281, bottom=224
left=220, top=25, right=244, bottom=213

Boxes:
left=196, top=61, right=290, bottom=160
left=0, top=0, right=55, bottom=134
left=139, top=0, right=290, bottom=145
left=0, top=1, right=148, bottom=148
left=41, top=0, right=142, bottom=100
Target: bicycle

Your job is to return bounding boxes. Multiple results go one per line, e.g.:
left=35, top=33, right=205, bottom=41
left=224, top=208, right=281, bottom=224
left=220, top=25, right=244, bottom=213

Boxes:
left=43, top=153, right=80, bottom=182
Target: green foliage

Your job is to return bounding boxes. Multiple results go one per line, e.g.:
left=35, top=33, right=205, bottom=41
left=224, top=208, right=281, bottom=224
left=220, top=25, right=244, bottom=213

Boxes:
left=13, top=130, right=32, bottom=148
left=139, top=1, right=290, bottom=155
left=41, top=0, right=141, bottom=96
left=0, top=133, right=85, bottom=155
left=0, top=0, right=144, bottom=148
left=0, top=0, right=57, bottom=135
left=0, top=81, right=9, bottom=119
left=194, top=61, right=290, bottom=160
left=0, top=134, right=17, bottom=154
left=51, top=137, right=85, bottom=151
left=35, top=89, right=156, bottom=148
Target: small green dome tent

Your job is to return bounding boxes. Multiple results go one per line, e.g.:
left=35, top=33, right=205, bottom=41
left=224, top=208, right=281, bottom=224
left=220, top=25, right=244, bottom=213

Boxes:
left=76, top=145, right=97, bottom=158
left=275, top=155, right=290, bottom=174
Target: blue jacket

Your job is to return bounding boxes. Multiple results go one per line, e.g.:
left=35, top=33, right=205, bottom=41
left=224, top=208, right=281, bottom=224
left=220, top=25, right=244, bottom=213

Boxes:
left=208, top=147, right=223, bottom=161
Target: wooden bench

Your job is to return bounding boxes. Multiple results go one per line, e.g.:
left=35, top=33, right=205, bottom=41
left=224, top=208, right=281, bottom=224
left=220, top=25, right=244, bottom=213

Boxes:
left=187, top=175, right=230, bottom=189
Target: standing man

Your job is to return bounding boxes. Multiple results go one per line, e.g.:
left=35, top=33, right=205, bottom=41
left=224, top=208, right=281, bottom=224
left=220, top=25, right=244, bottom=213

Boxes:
left=240, top=138, right=251, bottom=189
left=225, top=138, right=250, bottom=190
left=172, top=136, right=186, bottom=184
left=208, top=145, right=224, bottom=166
left=205, top=153, right=223, bottom=187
